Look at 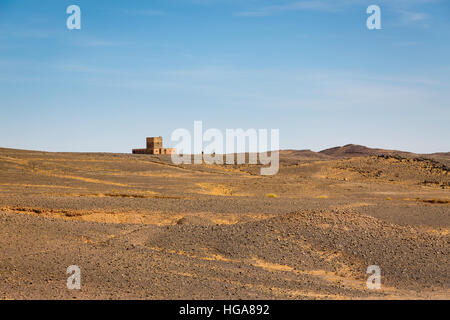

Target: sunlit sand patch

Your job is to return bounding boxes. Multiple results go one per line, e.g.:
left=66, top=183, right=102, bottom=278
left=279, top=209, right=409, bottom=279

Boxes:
left=208, top=214, right=247, bottom=225
left=72, top=190, right=161, bottom=198
left=202, top=213, right=275, bottom=225
left=161, top=252, right=369, bottom=298
left=375, top=191, right=415, bottom=195
left=2, top=206, right=273, bottom=226
left=251, top=258, right=294, bottom=272
left=175, top=212, right=275, bottom=226
left=196, top=183, right=234, bottom=196
left=195, top=182, right=254, bottom=197
left=106, top=171, right=191, bottom=178
left=0, top=183, right=85, bottom=189
left=155, top=253, right=356, bottom=299
left=1, top=206, right=174, bottom=224
left=285, top=240, right=363, bottom=279
left=45, top=190, right=186, bottom=200
left=205, top=254, right=232, bottom=262
left=81, top=236, right=92, bottom=244
left=203, top=253, right=240, bottom=263
left=38, top=171, right=129, bottom=187
left=249, top=256, right=406, bottom=297
left=266, top=193, right=279, bottom=198
left=149, top=246, right=209, bottom=261
left=171, top=271, right=195, bottom=278
left=417, top=226, right=449, bottom=236
left=403, top=197, right=450, bottom=205
left=336, top=202, right=374, bottom=210
left=251, top=255, right=356, bottom=283
left=163, top=267, right=355, bottom=299
left=312, top=164, right=360, bottom=181
left=66, top=211, right=187, bottom=225
left=163, top=269, right=355, bottom=299
left=200, top=163, right=254, bottom=175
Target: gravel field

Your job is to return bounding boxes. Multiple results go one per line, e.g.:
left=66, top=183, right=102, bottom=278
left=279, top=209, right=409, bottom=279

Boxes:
left=0, top=147, right=448, bottom=299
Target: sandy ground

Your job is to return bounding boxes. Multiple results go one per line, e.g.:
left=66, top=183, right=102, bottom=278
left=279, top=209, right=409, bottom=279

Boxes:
left=0, top=147, right=448, bottom=299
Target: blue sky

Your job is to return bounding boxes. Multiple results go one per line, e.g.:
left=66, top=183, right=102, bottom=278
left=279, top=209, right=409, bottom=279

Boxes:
left=0, top=0, right=449, bottom=153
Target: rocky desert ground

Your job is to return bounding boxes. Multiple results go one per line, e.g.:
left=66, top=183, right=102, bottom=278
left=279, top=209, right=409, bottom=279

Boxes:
left=0, top=145, right=448, bottom=299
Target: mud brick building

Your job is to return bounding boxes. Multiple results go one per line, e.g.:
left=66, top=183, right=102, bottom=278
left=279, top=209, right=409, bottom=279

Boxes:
left=132, top=136, right=176, bottom=155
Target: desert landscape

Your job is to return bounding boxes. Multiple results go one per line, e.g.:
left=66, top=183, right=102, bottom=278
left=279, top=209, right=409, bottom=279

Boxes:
left=0, top=144, right=448, bottom=300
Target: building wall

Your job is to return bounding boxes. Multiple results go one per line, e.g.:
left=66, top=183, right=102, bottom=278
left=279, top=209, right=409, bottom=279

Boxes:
left=132, top=149, right=153, bottom=154
left=147, top=137, right=162, bottom=150
left=133, top=137, right=176, bottom=155
left=163, top=148, right=176, bottom=155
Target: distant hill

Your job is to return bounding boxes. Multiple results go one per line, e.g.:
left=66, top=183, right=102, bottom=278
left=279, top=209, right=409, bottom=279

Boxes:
left=430, top=152, right=450, bottom=158
left=2, top=145, right=449, bottom=162
left=279, top=149, right=332, bottom=160
left=319, top=144, right=413, bottom=158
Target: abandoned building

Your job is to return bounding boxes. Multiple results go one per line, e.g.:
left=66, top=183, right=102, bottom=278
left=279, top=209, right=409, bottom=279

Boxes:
left=132, top=136, right=176, bottom=155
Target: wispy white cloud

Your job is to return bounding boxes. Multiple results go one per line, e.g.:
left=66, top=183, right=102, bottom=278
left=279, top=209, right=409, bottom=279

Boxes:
left=234, top=1, right=339, bottom=17
left=233, top=0, right=436, bottom=24
left=397, top=10, right=430, bottom=25
left=0, top=28, right=58, bottom=39
left=72, top=38, right=128, bottom=48
left=122, top=9, right=165, bottom=16
left=62, top=64, right=449, bottom=114
left=52, top=62, right=130, bottom=76
left=393, top=41, right=424, bottom=47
